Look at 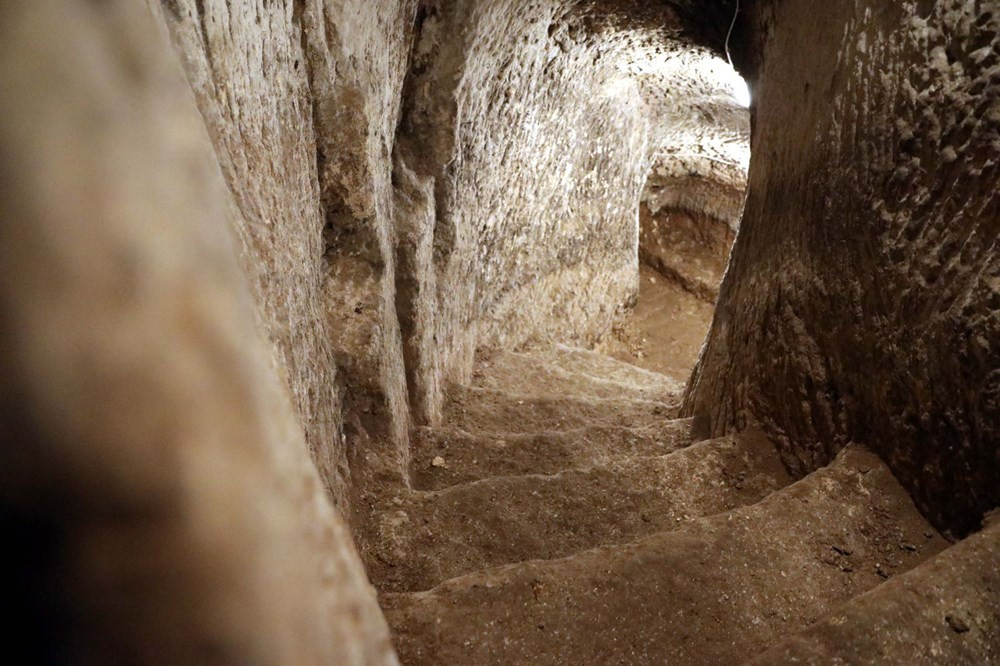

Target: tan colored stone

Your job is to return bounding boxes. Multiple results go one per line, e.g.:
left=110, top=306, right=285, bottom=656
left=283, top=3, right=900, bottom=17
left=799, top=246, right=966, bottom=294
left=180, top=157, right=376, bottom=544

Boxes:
left=0, top=2, right=394, bottom=662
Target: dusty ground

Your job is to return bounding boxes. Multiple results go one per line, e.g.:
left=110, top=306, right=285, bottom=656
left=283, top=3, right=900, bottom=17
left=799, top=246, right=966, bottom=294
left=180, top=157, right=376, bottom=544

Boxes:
left=383, top=446, right=948, bottom=665
left=358, top=257, right=981, bottom=665
left=598, top=264, right=715, bottom=382
left=367, top=431, right=790, bottom=593
left=360, top=210, right=987, bottom=664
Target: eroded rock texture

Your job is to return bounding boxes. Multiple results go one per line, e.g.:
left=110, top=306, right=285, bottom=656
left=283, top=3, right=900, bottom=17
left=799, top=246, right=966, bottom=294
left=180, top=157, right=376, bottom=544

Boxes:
left=8, top=0, right=999, bottom=662
left=156, top=0, right=750, bottom=492
left=161, top=0, right=419, bottom=509
left=395, top=0, right=749, bottom=423
left=685, top=0, right=1000, bottom=537
left=0, top=0, right=751, bottom=661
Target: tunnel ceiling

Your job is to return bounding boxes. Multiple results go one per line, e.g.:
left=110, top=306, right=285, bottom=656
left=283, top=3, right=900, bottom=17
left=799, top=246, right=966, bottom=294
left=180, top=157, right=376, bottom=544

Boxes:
left=584, top=0, right=744, bottom=55
left=568, top=0, right=752, bottom=226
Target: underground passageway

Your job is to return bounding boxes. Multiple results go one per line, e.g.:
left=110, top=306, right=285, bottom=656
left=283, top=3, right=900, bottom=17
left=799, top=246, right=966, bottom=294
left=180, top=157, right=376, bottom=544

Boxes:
left=1, top=1, right=999, bottom=664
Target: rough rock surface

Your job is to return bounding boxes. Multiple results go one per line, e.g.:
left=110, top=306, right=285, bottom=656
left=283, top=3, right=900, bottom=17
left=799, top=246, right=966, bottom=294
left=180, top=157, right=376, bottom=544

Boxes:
left=409, top=419, right=694, bottom=489
left=752, top=523, right=1000, bottom=664
left=367, top=431, right=789, bottom=593
left=5, top=0, right=999, bottom=663
left=639, top=204, right=736, bottom=301
left=395, top=0, right=751, bottom=423
left=160, top=0, right=418, bottom=512
left=365, top=313, right=991, bottom=664
left=685, top=0, right=1000, bottom=537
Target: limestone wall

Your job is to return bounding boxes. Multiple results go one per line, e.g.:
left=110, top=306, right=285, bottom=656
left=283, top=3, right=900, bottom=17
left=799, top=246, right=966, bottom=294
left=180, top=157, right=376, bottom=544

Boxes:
left=160, top=0, right=420, bottom=511
left=397, top=0, right=749, bottom=423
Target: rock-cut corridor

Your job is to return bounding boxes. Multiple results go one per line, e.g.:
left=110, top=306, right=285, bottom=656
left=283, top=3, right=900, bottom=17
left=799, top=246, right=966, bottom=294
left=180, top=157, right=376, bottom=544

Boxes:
left=1, top=1, right=998, bottom=664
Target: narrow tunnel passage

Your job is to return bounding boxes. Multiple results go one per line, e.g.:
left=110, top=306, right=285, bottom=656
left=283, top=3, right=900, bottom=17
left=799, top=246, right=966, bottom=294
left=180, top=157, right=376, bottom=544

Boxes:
left=598, top=41, right=750, bottom=382
left=1, top=1, right=998, bottom=664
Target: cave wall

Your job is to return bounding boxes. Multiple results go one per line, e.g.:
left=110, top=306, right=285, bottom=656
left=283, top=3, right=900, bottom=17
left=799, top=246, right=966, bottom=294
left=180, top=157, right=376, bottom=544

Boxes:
left=0, top=1, right=394, bottom=661
left=685, top=0, right=1000, bottom=535
left=0, top=0, right=751, bottom=658
left=639, top=204, right=735, bottom=301
left=396, top=0, right=653, bottom=424
left=636, top=17, right=748, bottom=300
left=396, top=0, right=750, bottom=423
left=640, top=45, right=749, bottom=231
left=160, top=0, right=419, bottom=508
left=157, top=0, right=749, bottom=462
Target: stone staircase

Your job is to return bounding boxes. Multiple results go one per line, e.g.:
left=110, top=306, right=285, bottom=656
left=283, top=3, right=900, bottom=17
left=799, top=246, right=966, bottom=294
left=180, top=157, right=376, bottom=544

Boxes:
left=361, top=345, right=952, bottom=664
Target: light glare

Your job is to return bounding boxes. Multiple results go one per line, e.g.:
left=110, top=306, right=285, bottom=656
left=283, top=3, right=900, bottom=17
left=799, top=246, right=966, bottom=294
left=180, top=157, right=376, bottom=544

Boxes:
left=732, top=77, right=751, bottom=108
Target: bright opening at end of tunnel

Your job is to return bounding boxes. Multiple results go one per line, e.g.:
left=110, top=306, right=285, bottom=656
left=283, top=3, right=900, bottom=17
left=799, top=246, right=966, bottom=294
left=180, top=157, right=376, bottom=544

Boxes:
left=731, top=74, right=751, bottom=108
left=716, top=60, right=751, bottom=108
